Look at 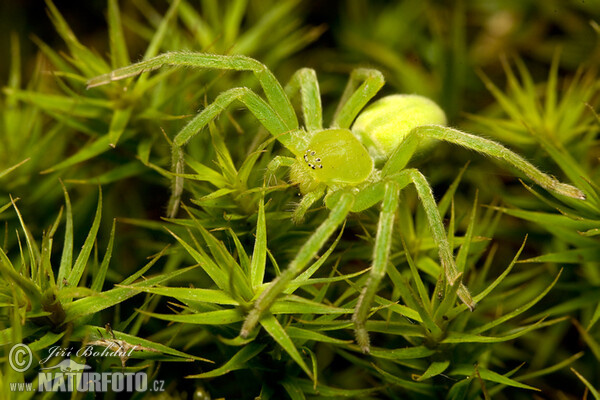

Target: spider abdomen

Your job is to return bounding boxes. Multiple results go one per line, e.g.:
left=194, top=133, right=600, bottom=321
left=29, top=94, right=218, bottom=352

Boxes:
left=352, top=94, right=447, bottom=161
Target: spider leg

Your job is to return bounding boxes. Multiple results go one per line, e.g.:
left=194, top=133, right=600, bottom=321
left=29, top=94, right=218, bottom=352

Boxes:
left=88, top=52, right=297, bottom=127
left=285, top=68, right=323, bottom=132
left=401, top=169, right=475, bottom=310
left=381, top=169, right=475, bottom=311
left=384, top=125, right=585, bottom=200
left=332, top=69, right=385, bottom=129
left=173, top=87, right=299, bottom=152
left=241, top=191, right=354, bottom=338
left=87, top=52, right=312, bottom=155
left=352, top=181, right=400, bottom=353
left=266, top=156, right=296, bottom=186
left=266, top=155, right=326, bottom=223
left=293, top=185, right=326, bottom=224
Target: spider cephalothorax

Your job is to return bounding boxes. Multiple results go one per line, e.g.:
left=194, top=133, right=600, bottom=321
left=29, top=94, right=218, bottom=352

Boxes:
left=89, top=52, right=585, bottom=353
left=290, top=128, right=373, bottom=195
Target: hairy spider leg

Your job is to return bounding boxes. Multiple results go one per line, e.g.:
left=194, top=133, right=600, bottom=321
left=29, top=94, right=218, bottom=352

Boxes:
left=332, top=68, right=385, bottom=129
left=87, top=52, right=310, bottom=155
left=285, top=68, right=323, bottom=132
left=173, top=87, right=289, bottom=146
left=240, top=192, right=355, bottom=338
left=352, top=181, right=400, bottom=353
left=265, top=155, right=296, bottom=186
left=165, top=87, right=293, bottom=215
left=383, top=125, right=586, bottom=200
left=351, top=169, right=476, bottom=352
left=292, top=186, right=326, bottom=224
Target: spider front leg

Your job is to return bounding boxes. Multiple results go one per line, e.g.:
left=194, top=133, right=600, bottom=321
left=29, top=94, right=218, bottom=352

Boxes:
left=87, top=52, right=297, bottom=129
left=352, top=181, right=400, bottom=353
left=332, top=68, right=385, bottom=129
left=173, top=87, right=293, bottom=147
left=266, top=156, right=295, bottom=186
left=241, top=192, right=354, bottom=338
left=264, top=156, right=325, bottom=223
left=285, top=68, right=323, bottom=131
left=87, top=52, right=308, bottom=155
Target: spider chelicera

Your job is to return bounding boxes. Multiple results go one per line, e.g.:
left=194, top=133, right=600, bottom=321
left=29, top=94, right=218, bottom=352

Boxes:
left=88, top=52, right=585, bottom=353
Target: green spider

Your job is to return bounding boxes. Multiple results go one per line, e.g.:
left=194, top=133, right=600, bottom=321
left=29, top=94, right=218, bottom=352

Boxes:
left=88, top=52, right=585, bottom=353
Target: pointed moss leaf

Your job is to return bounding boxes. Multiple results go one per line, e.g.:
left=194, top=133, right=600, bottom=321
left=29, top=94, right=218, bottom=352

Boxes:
left=286, top=227, right=344, bottom=293
left=491, top=206, right=599, bottom=232
left=449, top=365, right=539, bottom=391
left=0, top=200, right=14, bottom=215
left=447, top=237, right=526, bottom=318
left=108, top=107, right=133, bottom=147
left=282, top=380, right=307, bottom=400
left=589, top=303, right=600, bottom=331
left=0, top=158, right=30, bottom=179
left=45, top=0, right=109, bottom=76
left=284, top=268, right=367, bottom=293
left=141, top=308, right=244, bottom=325
left=447, top=378, right=472, bottom=400
left=63, top=287, right=136, bottom=323
left=67, top=190, right=102, bottom=287
left=63, top=264, right=197, bottom=322
left=42, top=135, right=115, bottom=174
left=285, top=327, right=352, bottom=345
left=416, top=360, right=450, bottom=381
left=227, top=228, right=250, bottom=272
left=119, top=246, right=169, bottom=285
left=403, top=241, right=432, bottom=314
left=520, top=247, right=600, bottom=263
left=165, top=228, right=228, bottom=290
left=286, top=377, right=381, bottom=398
left=250, top=196, right=267, bottom=289
left=365, top=321, right=425, bottom=337
left=260, top=313, right=313, bottom=380
left=455, top=192, right=478, bottom=274
left=118, top=286, right=239, bottom=305
left=65, top=161, right=148, bottom=185
left=370, top=363, right=434, bottom=394
left=368, top=345, right=436, bottom=360
left=208, top=122, right=237, bottom=181
left=28, top=331, right=66, bottom=353
left=76, top=325, right=210, bottom=363
left=510, top=352, right=583, bottom=385
left=571, top=368, right=600, bottom=400
left=143, top=0, right=180, bottom=60
left=0, top=247, right=42, bottom=303
left=187, top=212, right=252, bottom=300
left=572, top=319, right=600, bottom=361
left=270, top=297, right=354, bottom=315
left=470, top=269, right=562, bottom=334
left=372, top=296, right=422, bottom=322
left=4, top=89, right=111, bottom=118
left=107, top=0, right=130, bottom=68
left=187, top=343, right=266, bottom=378
left=443, top=318, right=545, bottom=344
left=437, top=162, right=469, bottom=218
left=184, top=157, right=228, bottom=187
left=91, top=219, right=115, bottom=292
left=11, top=196, right=40, bottom=272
